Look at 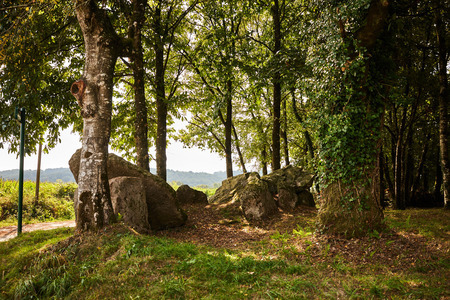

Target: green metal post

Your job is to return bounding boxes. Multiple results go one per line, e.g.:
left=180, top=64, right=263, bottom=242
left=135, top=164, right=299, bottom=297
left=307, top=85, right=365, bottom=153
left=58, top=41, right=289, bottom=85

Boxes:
left=17, top=108, right=25, bottom=235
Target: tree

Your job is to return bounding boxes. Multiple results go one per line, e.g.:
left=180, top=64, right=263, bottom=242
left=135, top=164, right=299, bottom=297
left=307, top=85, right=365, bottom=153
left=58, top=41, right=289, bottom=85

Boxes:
left=308, top=0, right=391, bottom=236
left=0, top=1, right=82, bottom=156
left=130, top=0, right=150, bottom=171
left=71, top=0, right=125, bottom=230
left=147, top=0, right=197, bottom=181
left=434, top=0, right=449, bottom=209
left=179, top=0, right=247, bottom=178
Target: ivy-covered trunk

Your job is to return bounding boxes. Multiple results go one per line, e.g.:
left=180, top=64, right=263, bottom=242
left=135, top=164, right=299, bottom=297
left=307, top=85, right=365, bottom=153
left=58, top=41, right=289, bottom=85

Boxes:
left=72, top=0, right=119, bottom=231
left=316, top=0, right=390, bottom=237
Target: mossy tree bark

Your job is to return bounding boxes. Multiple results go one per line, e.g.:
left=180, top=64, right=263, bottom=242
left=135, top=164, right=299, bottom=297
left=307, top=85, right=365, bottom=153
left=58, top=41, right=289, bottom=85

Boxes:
left=72, top=0, right=120, bottom=231
left=317, top=0, right=390, bottom=237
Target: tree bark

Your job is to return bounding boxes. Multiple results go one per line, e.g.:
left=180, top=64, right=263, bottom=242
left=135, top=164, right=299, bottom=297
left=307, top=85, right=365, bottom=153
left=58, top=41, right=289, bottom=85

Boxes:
left=130, top=0, right=150, bottom=171
left=271, top=0, right=281, bottom=171
left=261, top=147, right=268, bottom=176
left=225, top=80, right=233, bottom=178
left=232, top=122, right=247, bottom=174
left=282, top=97, right=289, bottom=166
left=435, top=0, right=449, bottom=209
left=153, top=4, right=168, bottom=181
left=35, top=141, right=42, bottom=205
left=292, top=89, right=314, bottom=160
left=72, top=0, right=118, bottom=231
left=411, top=134, right=430, bottom=204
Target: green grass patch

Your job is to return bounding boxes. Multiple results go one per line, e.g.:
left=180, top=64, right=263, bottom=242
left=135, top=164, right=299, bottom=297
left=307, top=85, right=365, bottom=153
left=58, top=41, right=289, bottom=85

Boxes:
left=0, top=179, right=76, bottom=226
left=384, top=208, right=450, bottom=239
left=0, top=209, right=448, bottom=299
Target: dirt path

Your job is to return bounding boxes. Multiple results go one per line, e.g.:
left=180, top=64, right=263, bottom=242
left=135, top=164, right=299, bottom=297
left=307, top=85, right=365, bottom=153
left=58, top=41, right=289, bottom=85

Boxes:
left=0, top=220, right=75, bottom=242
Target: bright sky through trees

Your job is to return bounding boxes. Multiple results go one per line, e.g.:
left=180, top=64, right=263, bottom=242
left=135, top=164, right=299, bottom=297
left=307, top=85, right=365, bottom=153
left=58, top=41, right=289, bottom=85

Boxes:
left=0, top=126, right=226, bottom=173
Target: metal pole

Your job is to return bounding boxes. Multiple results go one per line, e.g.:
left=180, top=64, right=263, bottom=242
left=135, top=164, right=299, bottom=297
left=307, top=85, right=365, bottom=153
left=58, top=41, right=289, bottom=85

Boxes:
left=17, top=108, right=25, bottom=235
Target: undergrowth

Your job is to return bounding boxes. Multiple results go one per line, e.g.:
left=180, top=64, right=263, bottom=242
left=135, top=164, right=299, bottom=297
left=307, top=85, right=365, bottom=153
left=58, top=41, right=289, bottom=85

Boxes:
left=0, top=208, right=448, bottom=299
left=0, top=179, right=76, bottom=226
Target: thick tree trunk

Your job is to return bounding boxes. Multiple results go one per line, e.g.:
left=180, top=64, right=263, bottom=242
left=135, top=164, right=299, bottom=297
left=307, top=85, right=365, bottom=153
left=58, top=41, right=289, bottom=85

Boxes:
left=271, top=0, right=281, bottom=171
left=435, top=1, right=449, bottom=209
left=154, top=5, right=167, bottom=181
left=317, top=0, right=389, bottom=236
left=72, top=0, right=118, bottom=231
left=131, top=0, right=150, bottom=171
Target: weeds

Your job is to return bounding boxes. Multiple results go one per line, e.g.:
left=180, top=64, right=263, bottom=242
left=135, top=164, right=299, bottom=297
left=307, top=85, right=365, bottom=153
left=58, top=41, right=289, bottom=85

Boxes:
left=0, top=179, right=76, bottom=226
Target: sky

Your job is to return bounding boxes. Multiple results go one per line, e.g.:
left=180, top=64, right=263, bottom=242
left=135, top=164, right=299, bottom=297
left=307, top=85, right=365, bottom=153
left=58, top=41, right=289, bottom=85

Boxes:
left=0, top=126, right=227, bottom=173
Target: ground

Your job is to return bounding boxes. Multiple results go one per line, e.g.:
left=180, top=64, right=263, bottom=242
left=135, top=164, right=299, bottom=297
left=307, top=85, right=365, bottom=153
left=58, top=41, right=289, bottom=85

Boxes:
left=158, top=203, right=449, bottom=274
left=2, top=204, right=448, bottom=272
left=0, top=220, right=75, bottom=242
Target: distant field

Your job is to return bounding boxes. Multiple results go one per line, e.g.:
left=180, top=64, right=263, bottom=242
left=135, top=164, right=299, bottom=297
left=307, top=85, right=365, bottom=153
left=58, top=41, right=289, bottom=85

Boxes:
left=0, top=168, right=228, bottom=187
left=0, top=179, right=216, bottom=227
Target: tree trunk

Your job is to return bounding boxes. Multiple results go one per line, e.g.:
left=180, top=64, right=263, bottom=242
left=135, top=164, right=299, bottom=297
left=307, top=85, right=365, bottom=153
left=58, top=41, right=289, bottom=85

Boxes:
left=131, top=0, right=149, bottom=171
left=291, top=89, right=314, bottom=160
left=317, top=0, right=389, bottom=236
left=232, top=122, right=247, bottom=173
left=225, top=80, right=233, bottom=178
left=72, top=0, right=118, bottom=231
left=153, top=4, right=167, bottom=181
left=435, top=0, right=449, bottom=209
left=35, top=141, right=42, bottom=205
left=282, top=97, right=289, bottom=166
left=411, top=134, right=430, bottom=205
left=394, top=107, right=407, bottom=210
left=383, top=154, right=395, bottom=202
left=33, top=141, right=42, bottom=217
left=271, top=0, right=281, bottom=171
left=434, top=152, right=443, bottom=203
left=261, top=147, right=268, bottom=176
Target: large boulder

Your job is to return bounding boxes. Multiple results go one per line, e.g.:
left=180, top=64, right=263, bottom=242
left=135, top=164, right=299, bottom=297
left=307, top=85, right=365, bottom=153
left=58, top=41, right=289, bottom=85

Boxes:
left=176, top=185, right=208, bottom=205
left=277, top=188, right=298, bottom=211
left=235, top=173, right=278, bottom=221
left=208, top=166, right=316, bottom=222
left=109, top=176, right=149, bottom=233
left=209, top=173, right=251, bottom=204
left=69, top=149, right=187, bottom=230
left=261, top=165, right=314, bottom=194
left=261, top=165, right=316, bottom=209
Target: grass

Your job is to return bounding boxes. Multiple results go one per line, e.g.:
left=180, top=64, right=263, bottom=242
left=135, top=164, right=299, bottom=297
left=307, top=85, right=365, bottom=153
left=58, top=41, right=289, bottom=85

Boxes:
left=0, top=208, right=448, bottom=299
left=0, top=179, right=76, bottom=226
